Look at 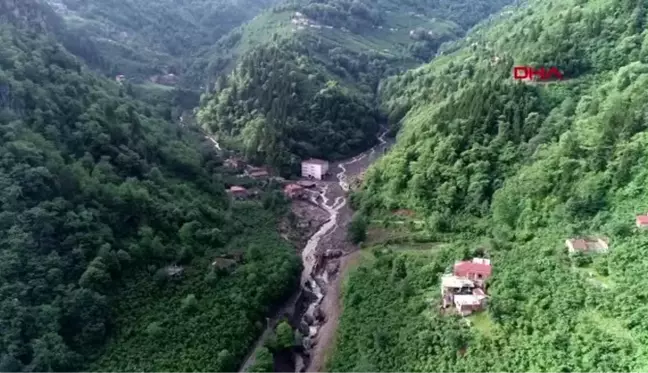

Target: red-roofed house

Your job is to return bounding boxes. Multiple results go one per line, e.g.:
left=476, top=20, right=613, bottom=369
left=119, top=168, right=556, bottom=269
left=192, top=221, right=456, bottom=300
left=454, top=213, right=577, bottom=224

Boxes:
left=637, top=214, right=648, bottom=229
left=284, top=184, right=306, bottom=199
left=453, top=258, right=492, bottom=285
left=246, top=166, right=269, bottom=179
left=228, top=186, right=248, bottom=200
left=224, top=157, right=245, bottom=169
left=441, top=259, right=492, bottom=316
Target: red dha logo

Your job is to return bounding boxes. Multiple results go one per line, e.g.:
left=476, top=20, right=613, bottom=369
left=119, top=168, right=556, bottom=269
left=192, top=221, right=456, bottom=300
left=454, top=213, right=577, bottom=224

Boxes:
left=513, top=66, right=564, bottom=81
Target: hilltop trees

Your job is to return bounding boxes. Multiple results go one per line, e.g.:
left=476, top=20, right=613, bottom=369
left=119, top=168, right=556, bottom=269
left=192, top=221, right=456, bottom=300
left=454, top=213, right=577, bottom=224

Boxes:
left=198, top=41, right=380, bottom=173
left=332, top=0, right=648, bottom=371
left=0, top=21, right=299, bottom=371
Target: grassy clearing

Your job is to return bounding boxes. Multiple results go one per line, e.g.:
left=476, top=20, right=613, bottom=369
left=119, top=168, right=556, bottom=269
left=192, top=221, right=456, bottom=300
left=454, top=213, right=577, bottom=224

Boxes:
left=467, top=312, right=496, bottom=337
left=365, top=225, right=411, bottom=246
left=137, top=82, right=176, bottom=92
left=573, top=265, right=614, bottom=288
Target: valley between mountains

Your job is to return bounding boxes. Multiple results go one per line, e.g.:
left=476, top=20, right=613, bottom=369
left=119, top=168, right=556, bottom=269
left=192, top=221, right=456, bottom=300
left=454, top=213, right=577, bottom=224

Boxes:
left=5, top=0, right=648, bottom=372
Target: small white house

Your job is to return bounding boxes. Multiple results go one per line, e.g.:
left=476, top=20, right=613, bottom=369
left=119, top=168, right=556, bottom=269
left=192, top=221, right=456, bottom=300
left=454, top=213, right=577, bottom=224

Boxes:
left=301, top=159, right=329, bottom=180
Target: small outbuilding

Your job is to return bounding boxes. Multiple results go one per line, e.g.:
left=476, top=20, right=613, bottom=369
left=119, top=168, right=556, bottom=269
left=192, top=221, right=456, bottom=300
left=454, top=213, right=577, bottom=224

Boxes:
left=246, top=166, right=269, bottom=179
left=224, top=157, right=245, bottom=169
left=636, top=214, right=648, bottom=229
left=228, top=186, right=248, bottom=199
left=565, top=237, right=609, bottom=254
left=165, top=265, right=184, bottom=277
left=297, top=180, right=317, bottom=189
left=284, top=184, right=306, bottom=199
left=454, top=293, right=487, bottom=316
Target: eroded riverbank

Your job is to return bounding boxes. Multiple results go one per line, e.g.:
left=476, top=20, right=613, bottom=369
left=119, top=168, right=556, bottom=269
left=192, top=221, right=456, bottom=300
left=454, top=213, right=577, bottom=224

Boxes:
left=298, top=131, right=390, bottom=372
left=238, top=130, right=392, bottom=373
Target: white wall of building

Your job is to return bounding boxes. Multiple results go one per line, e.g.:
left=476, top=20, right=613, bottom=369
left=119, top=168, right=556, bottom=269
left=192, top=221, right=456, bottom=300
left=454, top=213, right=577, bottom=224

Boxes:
left=301, top=160, right=329, bottom=180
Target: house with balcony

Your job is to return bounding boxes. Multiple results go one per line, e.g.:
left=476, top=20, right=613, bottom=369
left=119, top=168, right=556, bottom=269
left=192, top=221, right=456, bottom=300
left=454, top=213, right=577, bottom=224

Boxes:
left=440, top=258, right=492, bottom=316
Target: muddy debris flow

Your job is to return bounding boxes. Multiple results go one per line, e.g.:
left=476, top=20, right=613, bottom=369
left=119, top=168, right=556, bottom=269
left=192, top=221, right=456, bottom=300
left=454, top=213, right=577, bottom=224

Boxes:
left=238, top=130, right=391, bottom=373
left=296, top=130, right=389, bottom=372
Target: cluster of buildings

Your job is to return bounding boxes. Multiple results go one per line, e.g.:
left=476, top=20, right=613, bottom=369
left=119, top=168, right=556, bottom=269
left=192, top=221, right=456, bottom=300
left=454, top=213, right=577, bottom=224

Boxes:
left=437, top=213, right=648, bottom=318
left=223, top=157, right=329, bottom=180
left=441, top=258, right=492, bottom=316
left=290, top=12, right=333, bottom=31
left=563, top=212, right=648, bottom=256
left=224, top=157, right=329, bottom=202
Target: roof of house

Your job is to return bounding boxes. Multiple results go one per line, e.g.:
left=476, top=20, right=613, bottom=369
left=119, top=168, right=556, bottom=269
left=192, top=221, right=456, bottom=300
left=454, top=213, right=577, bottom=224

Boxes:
left=637, top=215, right=648, bottom=225
left=249, top=171, right=268, bottom=177
left=165, top=265, right=184, bottom=276
left=567, top=237, right=609, bottom=251
left=230, top=186, right=247, bottom=192
left=441, top=274, right=474, bottom=289
left=297, top=180, right=317, bottom=188
left=472, top=288, right=486, bottom=298
left=568, top=239, right=588, bottom=250
left=302, top=158, right=329, bottom=166
left=454, top=258, right=492, bottom=276
left=285, top=184, right=303, bottom=192
left=212, top=258, right=237, bottom=269
left=454, top=294, right=482, bottom=306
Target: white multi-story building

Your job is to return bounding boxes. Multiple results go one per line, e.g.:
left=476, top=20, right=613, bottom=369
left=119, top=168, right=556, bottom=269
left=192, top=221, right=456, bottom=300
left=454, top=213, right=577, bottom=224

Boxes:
left=301, top=159, right=329, bottom=180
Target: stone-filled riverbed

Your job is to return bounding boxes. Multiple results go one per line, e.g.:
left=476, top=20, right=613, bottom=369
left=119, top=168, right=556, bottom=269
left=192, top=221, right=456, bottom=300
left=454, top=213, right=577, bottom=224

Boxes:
left=239, top=130, right=392, bottom=373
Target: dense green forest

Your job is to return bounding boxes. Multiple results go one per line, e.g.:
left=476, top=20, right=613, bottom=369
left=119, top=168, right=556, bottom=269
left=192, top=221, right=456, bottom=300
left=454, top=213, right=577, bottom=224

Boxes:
left=0, top=6, right=300, bottom=371
left=197, top=0, right=511, bottom=171
left=197, top=40, right=382, bottom=174
left=43, top=0, right=279, bottom=83
left=14, top=0, right=645, bottom=371
left=331, top=0, right=648, bottom=371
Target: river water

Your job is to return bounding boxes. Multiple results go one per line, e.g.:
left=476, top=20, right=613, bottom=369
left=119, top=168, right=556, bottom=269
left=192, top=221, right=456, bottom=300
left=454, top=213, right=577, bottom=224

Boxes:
left=296, top=130, right=390, bottom=372
left=236, top=129, right=391, bottom=373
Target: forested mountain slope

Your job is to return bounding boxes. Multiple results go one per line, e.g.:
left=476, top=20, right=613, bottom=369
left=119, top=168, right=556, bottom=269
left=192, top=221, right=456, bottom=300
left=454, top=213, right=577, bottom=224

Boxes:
left=197, top=0, right=512, bottom=174
left=42, top=0, right=279, bottom=82
left=363, top=0, right=644, bottom=226
left=0, top=7, right=298, bottom=372
left=330, top=0, right=648, bottom=371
